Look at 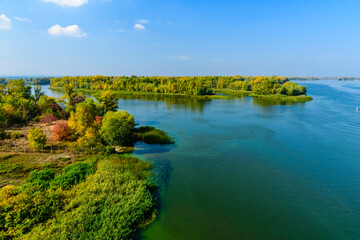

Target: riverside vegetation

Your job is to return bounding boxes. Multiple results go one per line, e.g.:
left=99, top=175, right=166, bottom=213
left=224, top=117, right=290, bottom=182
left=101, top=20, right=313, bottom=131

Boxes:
left=0, top=79, right=174, bottom=239
left=49, top=75, right=312, bottom=102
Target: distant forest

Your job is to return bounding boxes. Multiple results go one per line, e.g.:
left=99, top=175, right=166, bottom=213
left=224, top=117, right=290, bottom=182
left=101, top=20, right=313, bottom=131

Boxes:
left=50, top=75, right=307, bottom=97
left=289, top=77, right=360, bottom=81
left=0, top=77, right=51, bottom=85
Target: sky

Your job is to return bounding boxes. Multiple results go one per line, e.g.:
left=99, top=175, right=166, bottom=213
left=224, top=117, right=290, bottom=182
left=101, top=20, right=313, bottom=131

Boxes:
left=1, top=0, right=360, bottom=76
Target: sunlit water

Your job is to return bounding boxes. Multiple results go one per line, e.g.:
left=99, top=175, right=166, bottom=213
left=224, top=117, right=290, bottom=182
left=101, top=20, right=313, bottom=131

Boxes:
left=45, top=80, right=360, bottom=240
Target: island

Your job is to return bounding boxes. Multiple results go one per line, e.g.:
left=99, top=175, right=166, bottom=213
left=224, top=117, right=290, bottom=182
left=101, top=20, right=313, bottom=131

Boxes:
left=48, top=75, right=313, bottom=102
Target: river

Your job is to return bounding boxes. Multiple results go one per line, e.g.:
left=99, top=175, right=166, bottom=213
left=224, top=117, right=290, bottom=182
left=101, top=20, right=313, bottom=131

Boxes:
left=44, top=80, right=360, bottom=240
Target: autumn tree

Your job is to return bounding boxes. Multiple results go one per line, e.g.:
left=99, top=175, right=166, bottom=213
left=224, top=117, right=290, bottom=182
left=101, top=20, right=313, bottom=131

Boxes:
left=52, top=121, right=71, bottom=141
left=68, top=99, right=99, bottom=137
left=28, top=128, right=47, bottom=149
left=96, top=91, right=119, bottom=115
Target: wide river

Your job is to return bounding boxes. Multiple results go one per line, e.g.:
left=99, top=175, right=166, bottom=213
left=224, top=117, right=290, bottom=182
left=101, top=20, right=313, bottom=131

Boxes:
left=45, top=80, right=360, bottom=240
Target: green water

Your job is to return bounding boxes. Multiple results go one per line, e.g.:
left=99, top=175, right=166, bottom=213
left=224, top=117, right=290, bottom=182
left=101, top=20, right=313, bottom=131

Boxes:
left=47, top=80, right=360, bottom=240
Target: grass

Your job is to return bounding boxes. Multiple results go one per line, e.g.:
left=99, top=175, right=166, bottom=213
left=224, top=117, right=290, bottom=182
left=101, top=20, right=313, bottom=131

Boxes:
left=0, top=153, right=75, bottom=187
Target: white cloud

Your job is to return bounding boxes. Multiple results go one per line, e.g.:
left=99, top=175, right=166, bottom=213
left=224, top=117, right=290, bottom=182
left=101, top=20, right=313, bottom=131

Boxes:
left=14, top=16, right=32, bottom=23
left=167, top=55, right=192, bottom=61
left=134, top=23, right=146, bottom=30
left=0, top=14, right=11, bottom=30
left=42, top=0, right=88, bottom=7
left=48, top=24, right=87, bottom=37
left=136, top=19, right=149, bottom=24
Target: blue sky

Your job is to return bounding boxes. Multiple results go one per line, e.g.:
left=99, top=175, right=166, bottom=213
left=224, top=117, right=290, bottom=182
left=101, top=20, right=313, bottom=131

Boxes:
left=1, top=0, right=360, bottom=76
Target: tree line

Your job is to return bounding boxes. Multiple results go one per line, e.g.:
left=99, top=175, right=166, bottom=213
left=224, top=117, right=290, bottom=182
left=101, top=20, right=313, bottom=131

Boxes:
left=50, top=75, right=307, bottom=96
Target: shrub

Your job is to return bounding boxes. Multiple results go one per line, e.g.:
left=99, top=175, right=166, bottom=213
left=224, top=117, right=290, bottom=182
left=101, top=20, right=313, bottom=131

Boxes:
left=52, top=121, right=71, bottom=141
left=27, top=169, right=56, bottom=188
left=52, top=162, right=95, bottom=189
left=28, top=128, right=47, bottom=149
left=40, top=113, right=58, bottom=123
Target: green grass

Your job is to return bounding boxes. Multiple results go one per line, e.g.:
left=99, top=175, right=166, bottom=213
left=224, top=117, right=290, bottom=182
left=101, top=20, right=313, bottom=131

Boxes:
left=0, top=153, right=75, bottom=187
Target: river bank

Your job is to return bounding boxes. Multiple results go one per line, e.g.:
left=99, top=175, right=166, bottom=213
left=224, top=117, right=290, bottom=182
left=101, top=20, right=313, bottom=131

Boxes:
left=49, top=86, right=313, bottom=103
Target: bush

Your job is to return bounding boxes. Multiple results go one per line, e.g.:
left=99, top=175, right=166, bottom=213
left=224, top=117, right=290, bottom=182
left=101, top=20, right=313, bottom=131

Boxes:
left=40, top=113, right=58, bottom=123
left=27, top=169, right=56, bottom=188
left=52, top=121, right=71, bottom=141
left=28, top=128, right=47, bottom=150
left=52, top=162, right=95, bottom=189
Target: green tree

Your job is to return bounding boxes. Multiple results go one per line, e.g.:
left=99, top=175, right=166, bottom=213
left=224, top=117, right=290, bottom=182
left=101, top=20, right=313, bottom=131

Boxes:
left=28, top=128, right=47, bottom=149
left=6, top=79, right=32, bottom=99
left=100, top=110, right=135, bottom=146
left=33, top=85, right=44, bottom=104
left=96, top=91, right=119, bottom=115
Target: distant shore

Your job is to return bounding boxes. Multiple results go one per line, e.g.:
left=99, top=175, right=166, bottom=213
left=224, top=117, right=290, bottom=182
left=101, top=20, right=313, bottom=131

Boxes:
left=49, top=87, right=313, bottom=102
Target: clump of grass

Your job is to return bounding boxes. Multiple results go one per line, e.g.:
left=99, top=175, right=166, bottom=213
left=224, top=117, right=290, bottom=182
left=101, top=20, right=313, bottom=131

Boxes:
left=59, top=157, right=71, bottom=162
left=133, top=126, right=175, bottom=145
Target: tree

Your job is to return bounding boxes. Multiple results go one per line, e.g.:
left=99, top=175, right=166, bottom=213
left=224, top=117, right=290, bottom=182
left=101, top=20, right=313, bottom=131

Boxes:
left=68, top=99, right=99, bottom=137
left=52, top=121, right=71, bottom=141
left=33, top=85, right=44, bottom=104
left=96, top=91, right=119, bottom=115
left=6, top=79, right=31, bottom=99
left=100, top=110, right=135, bottom=146
left=38, top=95, right=61, bottom=113
left=28, top=128, right=47, bottom=149
left=65, top=84, right=76, bottom=103
left=78, top=127, right=99, bottom=147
